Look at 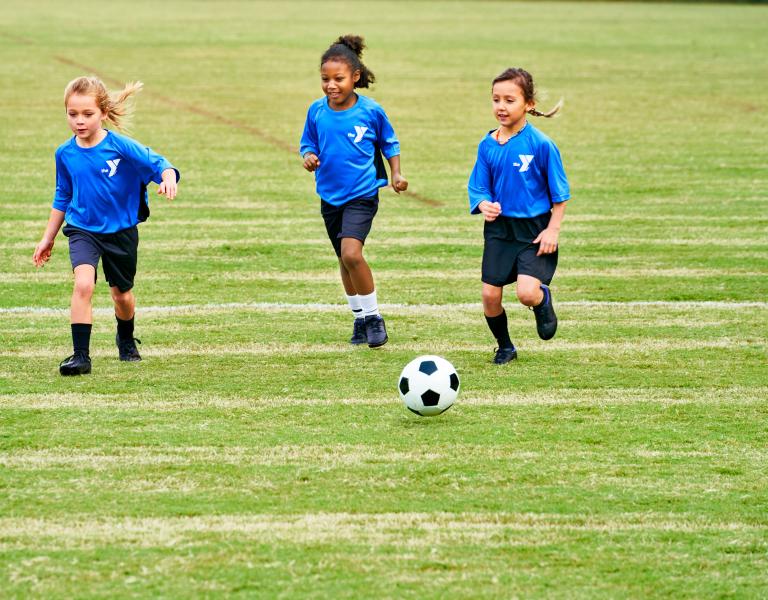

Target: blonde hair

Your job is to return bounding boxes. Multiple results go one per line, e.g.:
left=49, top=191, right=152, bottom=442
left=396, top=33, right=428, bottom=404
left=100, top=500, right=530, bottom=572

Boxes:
left=64, top=76, right=143, bottom=131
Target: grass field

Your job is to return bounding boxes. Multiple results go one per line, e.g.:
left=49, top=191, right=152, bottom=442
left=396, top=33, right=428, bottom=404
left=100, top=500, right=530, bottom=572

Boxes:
left=1, top=1, right=767, bottom=597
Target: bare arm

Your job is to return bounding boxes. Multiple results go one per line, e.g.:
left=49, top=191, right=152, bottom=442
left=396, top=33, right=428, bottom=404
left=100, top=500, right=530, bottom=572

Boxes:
left=534, top=201, right=567, bottom=256
left=33, top=208, right=66, bottom=267
left=387, top=155, right=408, bottom=193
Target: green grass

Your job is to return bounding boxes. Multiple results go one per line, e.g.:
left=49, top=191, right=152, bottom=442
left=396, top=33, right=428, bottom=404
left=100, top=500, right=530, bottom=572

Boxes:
left=1, top=1, right=767, bottom=597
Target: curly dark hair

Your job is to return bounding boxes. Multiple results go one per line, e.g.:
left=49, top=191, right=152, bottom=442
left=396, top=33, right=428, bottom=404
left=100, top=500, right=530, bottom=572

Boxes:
left=321, top=35, right=376, bottom=88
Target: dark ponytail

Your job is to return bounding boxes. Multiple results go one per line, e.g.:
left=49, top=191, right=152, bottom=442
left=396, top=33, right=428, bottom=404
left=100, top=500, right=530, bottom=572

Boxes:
left=321, top=34, right=376, bottom=88
left=492, top=67, right=562, bottom=118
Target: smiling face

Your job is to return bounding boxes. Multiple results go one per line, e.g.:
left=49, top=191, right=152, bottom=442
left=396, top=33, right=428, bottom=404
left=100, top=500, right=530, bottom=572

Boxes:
left=66, top=93, right=107, bottom=147
left=491, top=79, right=534, bottom=132
left=321, top=59, right=360, bottom=110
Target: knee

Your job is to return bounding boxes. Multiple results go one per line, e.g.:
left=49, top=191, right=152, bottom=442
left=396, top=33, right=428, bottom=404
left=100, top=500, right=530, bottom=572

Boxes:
left=516, top=285, right=541, bottom=307
left=482, top=287, right=502, bottom=309
left=73, top=281, right=95, bottom=301
left=111, top=288, right=132, bottom=306
left=340, top=247, right=363, bottom=270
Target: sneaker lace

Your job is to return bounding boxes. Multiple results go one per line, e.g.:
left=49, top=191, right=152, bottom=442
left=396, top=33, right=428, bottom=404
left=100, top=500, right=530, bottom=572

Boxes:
left=118, top=337, right=141, bottom=352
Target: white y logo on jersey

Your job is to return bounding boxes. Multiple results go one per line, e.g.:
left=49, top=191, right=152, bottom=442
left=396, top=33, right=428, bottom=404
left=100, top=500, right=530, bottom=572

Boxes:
left=104, top=159, right=121, bottom=177
left=518, top=155, right=534, bottom=173
left=352, top=126, right=367, bottom=143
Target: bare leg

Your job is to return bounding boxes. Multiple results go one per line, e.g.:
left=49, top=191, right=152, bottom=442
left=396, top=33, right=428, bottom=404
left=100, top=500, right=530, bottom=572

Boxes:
left=111, top=286, right=135, bottom=320
left=482, top=283, right=504, bottom=317
left=516, top=274, right=544, bottom=307
left=71, top=264, right=96, bottom=324
left=339, top=238, right=374, bottom=296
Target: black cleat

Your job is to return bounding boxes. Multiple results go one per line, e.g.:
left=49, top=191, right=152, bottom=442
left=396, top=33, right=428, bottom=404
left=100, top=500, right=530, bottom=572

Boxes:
left=532, top=284, right=557, bottom=340
left=364, top=315, right=388, bottom=348
left=116, top=334, right=142, bottom=362
left=350, top=318, right=367, bottom=345
left=493, top=346, right=518, bottom=364
left=59, top=352, right=92, bottom=376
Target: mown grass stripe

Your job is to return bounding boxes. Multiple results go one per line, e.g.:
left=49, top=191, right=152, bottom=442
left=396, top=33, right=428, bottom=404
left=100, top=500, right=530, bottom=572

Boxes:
left=2, top=387, right=765, bottom=409
left=2, top=300, right=767, bottom=316
left=0, top=513, right=763, bottom=548
left=1, top=338, right=762, bottom=359
left=3, top=445, right=764, bottom=470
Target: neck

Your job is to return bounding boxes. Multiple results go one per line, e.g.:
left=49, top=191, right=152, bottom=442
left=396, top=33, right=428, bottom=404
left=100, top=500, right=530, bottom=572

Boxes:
left=499, top=119, right=527, bottom=138
left=329, top=92, right=358, bottom=111
left=76, top=128, right=107, bottom=148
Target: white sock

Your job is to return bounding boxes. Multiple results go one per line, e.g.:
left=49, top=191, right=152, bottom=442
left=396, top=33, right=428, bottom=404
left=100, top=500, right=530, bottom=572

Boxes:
left=346, top=294, right=364, bottom=321
left=359, top=291, right=380, bottom=318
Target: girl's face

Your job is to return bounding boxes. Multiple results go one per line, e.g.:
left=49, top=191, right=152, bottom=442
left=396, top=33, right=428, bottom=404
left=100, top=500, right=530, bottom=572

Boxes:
left=321, top=59, right=360, bottom=110
left=66, top=93, right=106, bottom=146
left=491, top=80, right=534, bottom=131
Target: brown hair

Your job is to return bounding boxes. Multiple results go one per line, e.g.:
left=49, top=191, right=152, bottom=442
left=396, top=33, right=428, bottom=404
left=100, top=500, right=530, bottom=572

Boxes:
left=321, top=35, right=375, bottom=88
left=492, top=68, right=562, bottom=118
left=64, top=76, right=143, bottom=131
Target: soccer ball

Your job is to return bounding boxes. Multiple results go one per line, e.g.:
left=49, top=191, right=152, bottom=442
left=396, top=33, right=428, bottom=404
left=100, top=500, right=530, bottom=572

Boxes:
left=398, top=355, right=460, bottom=417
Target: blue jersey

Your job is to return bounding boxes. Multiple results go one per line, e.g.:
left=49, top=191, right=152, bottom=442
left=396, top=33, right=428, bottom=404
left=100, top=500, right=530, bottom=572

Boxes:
left=52, top=130, right=179, bottom=234
left=300, top=94, right=400, bottom=206
left=468, top=122, right=570, bottom=218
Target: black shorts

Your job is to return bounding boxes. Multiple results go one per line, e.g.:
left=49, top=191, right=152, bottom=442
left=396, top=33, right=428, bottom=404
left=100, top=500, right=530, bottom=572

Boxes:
left=63, top=225, right=139, bottom=293
left=481, top=212, right=558, bottom=287
left=320, top=195, right=379, bottom=257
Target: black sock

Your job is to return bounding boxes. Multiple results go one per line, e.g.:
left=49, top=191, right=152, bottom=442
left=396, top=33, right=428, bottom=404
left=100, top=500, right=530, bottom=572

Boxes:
left=485, top=310, right=513, bottom=349
left=116, top=315, right=135, bottom=341
left=71, top=323, right=92, bottom=357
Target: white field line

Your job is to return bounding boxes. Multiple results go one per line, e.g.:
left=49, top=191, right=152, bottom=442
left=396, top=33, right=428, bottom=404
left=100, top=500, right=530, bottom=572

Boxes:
left=3, top=387, right=765, bottom=409
left=2, top=300, right=767, bottom=316
left=0, top=338, right=760, bottom=359
left=2, top=214, right=764, bottom=227
left=2, top=445, right=764, bottom=470
left=3, top=267, right=765, bottom=283
left=0, top=513, right=763, bottom=550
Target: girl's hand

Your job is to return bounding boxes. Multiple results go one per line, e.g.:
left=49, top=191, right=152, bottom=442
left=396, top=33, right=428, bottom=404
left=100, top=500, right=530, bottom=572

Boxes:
left=158, top=169, right=178, bottom=200
left=391, top=173, right=408, bottom=194
left=533, top=227, right=560, bottom=255
left=303, top=153, right=320, bottom=172
left=33, top=237, right=54, bottom=267
left=478, top=200, right=502, bottom=222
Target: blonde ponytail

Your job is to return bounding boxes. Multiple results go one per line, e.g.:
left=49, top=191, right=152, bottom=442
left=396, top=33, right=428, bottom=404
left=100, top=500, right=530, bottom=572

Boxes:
left=64, top=76, right=143, bottom=132
left=528, top=98, right=563, bottom=118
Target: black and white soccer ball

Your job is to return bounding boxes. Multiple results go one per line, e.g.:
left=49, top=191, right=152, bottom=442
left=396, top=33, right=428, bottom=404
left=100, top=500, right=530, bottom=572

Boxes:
left=398, top=355, right=460, bottom=417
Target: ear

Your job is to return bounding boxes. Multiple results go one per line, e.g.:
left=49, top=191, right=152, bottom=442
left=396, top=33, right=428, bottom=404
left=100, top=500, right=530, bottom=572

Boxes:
left=352, top=70, right=361, bottom=84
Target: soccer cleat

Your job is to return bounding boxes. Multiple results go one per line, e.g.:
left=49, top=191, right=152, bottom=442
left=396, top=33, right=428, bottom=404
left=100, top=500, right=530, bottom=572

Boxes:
left=364, top=315, right=388, bottom=348
left=532, top=284, right=557, bottom=340
left=59, top=352, right=92, bottom=376
left=116, top=334, right=142, bottom=362
left=350, top=318, right=367, bottom=345
left=493, top=346, right=518, bottom=364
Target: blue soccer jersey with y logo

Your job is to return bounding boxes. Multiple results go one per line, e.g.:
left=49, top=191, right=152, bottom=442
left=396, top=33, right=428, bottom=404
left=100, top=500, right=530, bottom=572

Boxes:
left=300, top=94, right=400, bottom=206
left=53, top=130, right=179, bottom=234
left=468, top=122, right=570, bottom=218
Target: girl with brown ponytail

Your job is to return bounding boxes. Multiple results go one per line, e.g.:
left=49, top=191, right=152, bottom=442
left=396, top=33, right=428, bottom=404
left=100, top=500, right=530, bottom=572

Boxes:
left=468, top=68, right=570, bottom=364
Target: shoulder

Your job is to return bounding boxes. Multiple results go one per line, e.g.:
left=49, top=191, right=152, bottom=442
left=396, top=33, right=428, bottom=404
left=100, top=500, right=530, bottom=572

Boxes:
left=55, top=138, right=74, bottom=157
left=357, top=94, right=388, bottom=117
left=306, top=97, right=327, bottom=116
left=524, top=123, right=559, bottom=150
left=477, top=130, right=495, bottom=150
left=106, top=130, right=140, bottom=148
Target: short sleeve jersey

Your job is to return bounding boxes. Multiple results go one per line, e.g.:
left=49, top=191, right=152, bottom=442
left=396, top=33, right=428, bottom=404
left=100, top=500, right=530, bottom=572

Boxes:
left=468, top=122, right=570, bottom=218
left=52, top=130, right=179, bottom=234
left=300, top=94, right=400, bottom=206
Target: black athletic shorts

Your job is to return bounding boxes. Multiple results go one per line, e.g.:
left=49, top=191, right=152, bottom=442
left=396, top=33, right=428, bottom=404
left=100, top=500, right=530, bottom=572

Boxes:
left=481, top=212, right=558, bottom=287
left=63, top=225, right=139, bottom=293
left=320, top=195, right=379, bottom=257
